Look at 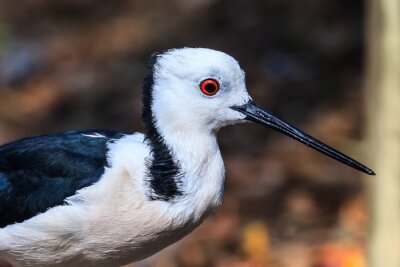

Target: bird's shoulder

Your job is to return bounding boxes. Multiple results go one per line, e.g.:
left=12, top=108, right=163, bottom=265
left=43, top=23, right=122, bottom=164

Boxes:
left=0, top=129, right=134, bottom=228
left=0, top=129, right=132, bottom=172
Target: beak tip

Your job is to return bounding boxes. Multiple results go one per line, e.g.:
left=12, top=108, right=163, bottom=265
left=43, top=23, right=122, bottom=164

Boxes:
left=367, top=169, right=376, bottom=176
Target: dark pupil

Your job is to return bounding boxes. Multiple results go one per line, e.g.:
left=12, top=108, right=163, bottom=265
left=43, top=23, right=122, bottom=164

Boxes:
left=205, top=83, right=216, bottom=93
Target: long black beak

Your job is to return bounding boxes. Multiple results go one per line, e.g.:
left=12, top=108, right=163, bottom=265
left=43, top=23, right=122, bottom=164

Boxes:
left=231, top=100, right=375, bottom=175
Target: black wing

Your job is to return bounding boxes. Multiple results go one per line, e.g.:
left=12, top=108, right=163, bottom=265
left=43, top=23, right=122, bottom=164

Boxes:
left=0, top=129, right=132, bottom=228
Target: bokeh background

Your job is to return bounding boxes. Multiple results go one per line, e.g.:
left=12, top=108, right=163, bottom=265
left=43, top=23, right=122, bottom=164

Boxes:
left=0, top=1, right=398, bottom=267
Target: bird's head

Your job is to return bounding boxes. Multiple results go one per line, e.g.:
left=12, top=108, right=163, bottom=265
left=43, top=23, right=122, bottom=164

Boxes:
left=142, top=47, right=374, bottom=175
left=142, top=48, right=250, bottom=134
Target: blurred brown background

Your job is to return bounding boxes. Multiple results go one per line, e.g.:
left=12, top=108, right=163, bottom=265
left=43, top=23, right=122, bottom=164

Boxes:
left=0, top=1, right=397, bottom=267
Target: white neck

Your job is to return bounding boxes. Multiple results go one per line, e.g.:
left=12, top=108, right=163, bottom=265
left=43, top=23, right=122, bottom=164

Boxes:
left=156, top=118, right=225, bottom=222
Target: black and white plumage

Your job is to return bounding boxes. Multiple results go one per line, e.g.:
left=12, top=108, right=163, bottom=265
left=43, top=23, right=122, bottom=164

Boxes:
left=0, top=48, right=374, bottom=267
left=0, top=130, right=131, bottom=228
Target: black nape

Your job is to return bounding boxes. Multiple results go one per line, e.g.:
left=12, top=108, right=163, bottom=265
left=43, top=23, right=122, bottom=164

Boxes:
left=142, top=52, right=183, bottom=201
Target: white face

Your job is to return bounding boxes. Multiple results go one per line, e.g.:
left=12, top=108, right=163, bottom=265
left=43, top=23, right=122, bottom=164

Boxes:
left=151, top=48, right=251, bottom=134
left=147, top=48, right=375, bottom=176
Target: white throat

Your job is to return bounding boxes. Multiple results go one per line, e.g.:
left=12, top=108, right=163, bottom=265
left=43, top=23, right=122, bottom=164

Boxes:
left=153, top=113, right=225, bottom=220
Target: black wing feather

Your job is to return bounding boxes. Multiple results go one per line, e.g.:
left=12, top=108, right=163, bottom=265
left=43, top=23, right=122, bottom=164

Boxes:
left=0, top=130, right=131, bottom=228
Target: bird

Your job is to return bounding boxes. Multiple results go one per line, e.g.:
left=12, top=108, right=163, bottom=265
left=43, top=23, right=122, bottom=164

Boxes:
left=0, top=48, right=374, bottom=267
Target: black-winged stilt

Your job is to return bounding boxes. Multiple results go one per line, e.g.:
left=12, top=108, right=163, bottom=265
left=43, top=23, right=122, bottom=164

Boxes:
left=0, top=48, right=374, bottom=267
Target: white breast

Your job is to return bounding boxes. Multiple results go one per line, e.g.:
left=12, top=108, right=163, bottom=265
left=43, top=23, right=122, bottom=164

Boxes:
left=0, top=133, right=225, bottom=267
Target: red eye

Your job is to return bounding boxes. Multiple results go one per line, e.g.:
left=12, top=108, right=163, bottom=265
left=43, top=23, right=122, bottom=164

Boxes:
left=200, top=79, right=220, bottom=96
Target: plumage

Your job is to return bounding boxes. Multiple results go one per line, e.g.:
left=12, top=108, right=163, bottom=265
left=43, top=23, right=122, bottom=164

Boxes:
left=142, top=52, right=183, bottom=201
left=0, top=130, right=130, bottom=227
left=0, top=48, right=374, bottom=267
